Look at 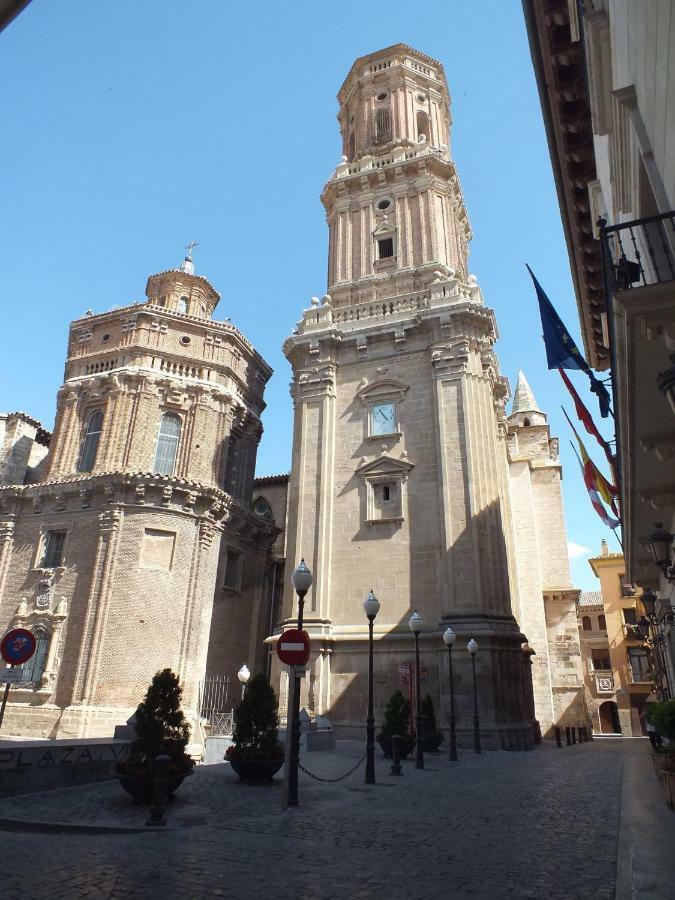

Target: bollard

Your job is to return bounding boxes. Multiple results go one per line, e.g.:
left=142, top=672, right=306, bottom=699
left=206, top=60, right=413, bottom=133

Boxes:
left=146, top=753, right=171, bottom=827
left=555, top=726, right=562, bottom=748
left=571, top=727, right=577, bottom=745
left=565, top=726, right=571, bottom=746
left=390, top=734, right=403, bottom=777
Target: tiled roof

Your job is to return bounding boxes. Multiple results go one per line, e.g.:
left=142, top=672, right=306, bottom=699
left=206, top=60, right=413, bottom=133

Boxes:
left=578, top=591, right=603, bottom=608
left=254, top=473, right=290, bottom=486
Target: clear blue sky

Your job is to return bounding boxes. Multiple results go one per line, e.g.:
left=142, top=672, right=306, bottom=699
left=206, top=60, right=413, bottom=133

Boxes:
left=0, top=0, right=619, bottom=590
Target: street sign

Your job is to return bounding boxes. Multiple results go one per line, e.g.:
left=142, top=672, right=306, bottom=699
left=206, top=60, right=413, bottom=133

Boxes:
left=0, top=668, right=23, bottom=683
left=0, top=628, right=36, bottom=666
left=276, top=629, right=311, bottom=666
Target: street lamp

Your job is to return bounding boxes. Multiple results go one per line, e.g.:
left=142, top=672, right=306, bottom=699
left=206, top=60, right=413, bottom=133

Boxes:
left=642, top=523, right=675, bottom=580
left=409, top=610, right=424, bottom=770
left=443, top=626, right=458, bottom=762
left=237, top=664, right=250, bottom=700
left=287, top=559, right=313, bottom=807
left=637, top=589, right=674, bottom=699
left=363, top=589, right=380, bottom=785
left=467, top=639, right=481, bottom=754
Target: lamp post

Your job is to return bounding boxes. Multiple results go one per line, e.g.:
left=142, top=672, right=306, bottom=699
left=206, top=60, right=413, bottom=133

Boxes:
left=467, top=639, right=481, bottom=754
left=237, top=664, right=250, bottom=700
left=443, top=627, right=457, bottom=761
left=363, top=589, right=380, bottom=785
left=286, top=559, right=313, bottom=808
left=409, top=610, right=424, bottom=769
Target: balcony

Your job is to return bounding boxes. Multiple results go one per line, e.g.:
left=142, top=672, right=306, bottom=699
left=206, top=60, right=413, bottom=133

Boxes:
left=601, top=211, right=675, bottom=292
left=598, top=213, right=675, bottom=588
left=625, top=667, right=653, bottom=690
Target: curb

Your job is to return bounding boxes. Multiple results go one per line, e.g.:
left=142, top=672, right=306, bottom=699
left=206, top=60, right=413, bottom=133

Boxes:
left=0, top=816, right=174, bottom=835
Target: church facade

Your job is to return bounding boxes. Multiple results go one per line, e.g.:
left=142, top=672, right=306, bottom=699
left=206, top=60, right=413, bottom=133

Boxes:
left=0, top=44, right=585, bottom=747
left=0, top=257, right=278, bottom=739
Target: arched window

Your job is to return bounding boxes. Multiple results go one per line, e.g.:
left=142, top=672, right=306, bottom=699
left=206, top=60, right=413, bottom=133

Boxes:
left=20, top=626, right=49, bottom=687
left=375, top=107, right=391, bottom=142
left=153, top=413, right=181, bottom=475
left=177, top=296, right=188, bottom=314
left=77, top=409, right=104, bottom=472
left=582, top=616, right=592, bottom=631
left=416, top=111, right=430, bottom=142
left=598, top=614, right=607, bottom=631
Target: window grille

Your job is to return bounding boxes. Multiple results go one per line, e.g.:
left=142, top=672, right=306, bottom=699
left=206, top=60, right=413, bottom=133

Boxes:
left=582, top=616, right=592, bottom=631
left=378, top=238, right=394, bottom=259
left=598, top=614, right=607, bottom=631
left=153, top=413, right=181, bottom=475
left=42, top=530, right=66, bottom=568
left=77, top=409, right=103, bottom=472
left=375, top=107, right=391, bottom=142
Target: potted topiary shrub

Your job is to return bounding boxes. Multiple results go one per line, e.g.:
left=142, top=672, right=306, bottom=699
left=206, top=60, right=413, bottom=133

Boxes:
left=225, top=672, right=284, bottom=783
left=420, top=694, right=444, bottom=752
left=377, top=690, right=415, bottom=759
left=114, top=668, right=194, bottom=802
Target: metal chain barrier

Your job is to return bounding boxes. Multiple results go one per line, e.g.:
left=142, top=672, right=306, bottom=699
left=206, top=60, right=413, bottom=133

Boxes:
left=298, top=752, right=366, bottom=783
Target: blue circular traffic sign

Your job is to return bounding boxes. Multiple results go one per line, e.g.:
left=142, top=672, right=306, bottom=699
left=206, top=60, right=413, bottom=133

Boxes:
left=1, top=628, right=36, bottom=665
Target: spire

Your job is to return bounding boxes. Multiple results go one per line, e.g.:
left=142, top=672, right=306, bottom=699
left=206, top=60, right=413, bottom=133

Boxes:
left=512, top=370, right=540, bottom=415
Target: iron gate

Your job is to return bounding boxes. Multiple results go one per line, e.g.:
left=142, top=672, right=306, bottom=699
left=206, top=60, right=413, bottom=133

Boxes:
left=198, top=674, right=233, bottom=736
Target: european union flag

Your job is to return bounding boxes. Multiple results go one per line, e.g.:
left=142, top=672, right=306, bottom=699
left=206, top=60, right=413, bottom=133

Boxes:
left=527, top=266, right=612, bottom=418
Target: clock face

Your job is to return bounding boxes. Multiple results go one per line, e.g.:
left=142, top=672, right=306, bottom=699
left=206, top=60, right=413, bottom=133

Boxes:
left=372, top=402, right=395, bottom=435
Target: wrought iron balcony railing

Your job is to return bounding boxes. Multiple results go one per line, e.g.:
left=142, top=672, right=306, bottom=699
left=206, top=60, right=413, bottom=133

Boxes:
left=599, top=211, right=675, bottom=291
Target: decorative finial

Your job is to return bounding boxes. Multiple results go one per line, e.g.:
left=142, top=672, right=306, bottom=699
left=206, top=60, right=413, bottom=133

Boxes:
left=179, top=240, right=198, bottom=276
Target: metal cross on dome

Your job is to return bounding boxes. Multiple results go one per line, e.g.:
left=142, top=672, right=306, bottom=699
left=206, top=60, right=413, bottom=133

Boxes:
left=185, top=239, right=199, bottom=258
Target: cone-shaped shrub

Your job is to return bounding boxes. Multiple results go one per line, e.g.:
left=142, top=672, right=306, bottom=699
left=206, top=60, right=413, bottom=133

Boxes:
left=117, top=668, right=194, bottom=776
left=227, top=673, right=283, bottom=761
left=379, top=690, right=411, bottom=737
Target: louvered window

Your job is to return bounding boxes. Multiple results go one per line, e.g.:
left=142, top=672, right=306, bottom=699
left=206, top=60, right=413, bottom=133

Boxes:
left=20, top=628, right=49, bottom=686
left=77, top=409, right=103, bottom=472
left=375, top=107, right=391, bottom=142
left=378, top=238, right=394, bottom=259
left=153, top=413, right=181, bottom=475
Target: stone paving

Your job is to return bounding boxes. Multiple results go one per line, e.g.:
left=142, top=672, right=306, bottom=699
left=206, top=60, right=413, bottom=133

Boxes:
left=0, top=738, right=668, bottom=899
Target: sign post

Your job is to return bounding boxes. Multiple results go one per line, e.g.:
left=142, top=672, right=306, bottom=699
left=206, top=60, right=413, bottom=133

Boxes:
left=0, top=628, right=36, bottom=733
left=278, top=629, right=311, bottom=809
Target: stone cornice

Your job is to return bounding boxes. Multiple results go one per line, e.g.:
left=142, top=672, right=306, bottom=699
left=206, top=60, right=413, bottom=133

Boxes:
left=0, top=471, right=280, bottom=544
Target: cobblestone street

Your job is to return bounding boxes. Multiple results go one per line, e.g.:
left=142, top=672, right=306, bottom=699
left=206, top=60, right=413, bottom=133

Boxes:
left=0, top=738, right=672, bottom=899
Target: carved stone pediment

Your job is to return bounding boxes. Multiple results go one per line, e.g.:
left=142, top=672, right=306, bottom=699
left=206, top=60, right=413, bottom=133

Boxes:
left=356, top=454, right=414, bottom=479
left=355, top=376, right=409, bottom=405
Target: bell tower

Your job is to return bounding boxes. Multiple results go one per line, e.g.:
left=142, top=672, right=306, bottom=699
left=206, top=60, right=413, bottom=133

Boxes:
left=325, top=45, right=470, bottom=307
left=279, top=45, right=536, bottom=750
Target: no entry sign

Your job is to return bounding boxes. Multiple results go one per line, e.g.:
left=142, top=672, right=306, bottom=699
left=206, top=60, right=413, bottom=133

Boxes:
left=1, top=628, right=36, bottom=666
left=276, top=629, right=311, bottom=666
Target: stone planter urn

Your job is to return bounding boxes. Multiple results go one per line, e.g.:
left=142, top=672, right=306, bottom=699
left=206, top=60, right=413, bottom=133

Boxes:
left=115, top=768, right=192, bottom=803
left=227, top=756, right=284, bottom=783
